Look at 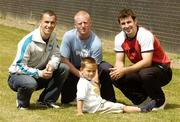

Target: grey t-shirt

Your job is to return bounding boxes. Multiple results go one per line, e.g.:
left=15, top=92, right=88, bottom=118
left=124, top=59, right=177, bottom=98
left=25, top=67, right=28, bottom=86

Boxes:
left=60, top=29, right=102, bottom=68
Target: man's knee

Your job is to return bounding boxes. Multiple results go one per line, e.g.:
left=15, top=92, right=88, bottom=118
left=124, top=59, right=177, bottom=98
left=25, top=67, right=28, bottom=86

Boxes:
left=57, top=63, right=69, bottom=76
left=138, top=68, right=155, bottom=81
left=9, top=74, right=37, bottom=91
left=99, top=61, right=113, bottom=73
left=60, top=63, right=69, bottom=71
left=99, top=61, right=113, bottom=68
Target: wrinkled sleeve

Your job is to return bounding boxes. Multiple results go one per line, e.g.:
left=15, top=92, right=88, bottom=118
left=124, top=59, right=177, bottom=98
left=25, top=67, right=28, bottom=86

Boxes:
left=60, top=32, right=71, bottom=58
left=48, top=38, right=61, bottom=70
left=13, top=38, right=41, bottom=78
left=76, top=78, right=88, bottom=101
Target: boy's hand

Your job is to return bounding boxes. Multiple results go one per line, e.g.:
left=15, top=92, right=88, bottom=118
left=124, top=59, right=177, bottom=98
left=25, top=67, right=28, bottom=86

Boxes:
left=42, top=69, right=53, bottom=79
left=76, top=112, right=84, bottom=116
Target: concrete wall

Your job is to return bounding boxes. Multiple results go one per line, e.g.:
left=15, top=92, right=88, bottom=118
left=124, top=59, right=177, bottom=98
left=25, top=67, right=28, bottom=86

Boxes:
left=0, top=0, right=180, bottom=53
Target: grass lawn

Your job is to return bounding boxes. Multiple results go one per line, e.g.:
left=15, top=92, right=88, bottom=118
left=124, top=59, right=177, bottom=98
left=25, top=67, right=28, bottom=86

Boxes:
left=0, top=24, right=180, bottom=122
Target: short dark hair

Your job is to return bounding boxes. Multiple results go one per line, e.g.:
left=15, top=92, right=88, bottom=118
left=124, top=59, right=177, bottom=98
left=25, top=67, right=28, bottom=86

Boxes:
left=80, top=57, right=97, bottom=69
left=40, top=10, right=57, bottom=21
left=118, top=8, right=136, bottom=24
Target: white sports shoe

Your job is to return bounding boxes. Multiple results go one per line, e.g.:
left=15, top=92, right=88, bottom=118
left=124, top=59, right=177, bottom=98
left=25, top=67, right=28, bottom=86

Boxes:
left=16, top=99, right=19, bottom=107
left=16, top=99, right=28, bottom=110
left=152, top=101, right=166, bottom=111
left=48, top=103, right=60, bottom=109
left=36, top=101, right=60, bottom=109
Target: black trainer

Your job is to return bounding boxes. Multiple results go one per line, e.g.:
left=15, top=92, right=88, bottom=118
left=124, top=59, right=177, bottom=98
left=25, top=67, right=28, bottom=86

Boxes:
left=141, top=100, right=156, bottom=112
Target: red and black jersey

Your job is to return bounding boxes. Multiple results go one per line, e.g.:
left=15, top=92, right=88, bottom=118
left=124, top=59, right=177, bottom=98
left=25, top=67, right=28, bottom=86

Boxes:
left=114, top=27, right=170, bottom=65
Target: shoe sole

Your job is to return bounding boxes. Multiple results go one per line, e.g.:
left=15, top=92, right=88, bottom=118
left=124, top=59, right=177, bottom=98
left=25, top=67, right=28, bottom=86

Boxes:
left=36, top=102, right=60, bottom=109
left=152, top=102, right=166, bottom=111
left=49, top=104, right=60, bottom=109
left=16, top=99, right=28, bottom=110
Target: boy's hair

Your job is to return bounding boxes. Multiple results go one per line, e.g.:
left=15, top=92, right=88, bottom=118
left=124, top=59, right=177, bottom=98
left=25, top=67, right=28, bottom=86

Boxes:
left=40, top=10, right=57, bottom=21
left=117, top=8, right=136, bottom=24
left=81, top=57, right=97, bottom=69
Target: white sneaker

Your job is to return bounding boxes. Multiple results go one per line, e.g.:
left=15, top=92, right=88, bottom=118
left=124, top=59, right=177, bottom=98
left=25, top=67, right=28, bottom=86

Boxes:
left=18, top=106, right=28, bottom=110
left=136, top=97, right=152, bottom=108
left=152, top=101, right=166, bottom=111
left=36, top=101, right=60, bottom=109
left=48, top=103, right=60, bottom=109
left=16, top=99, right=28, bottom=110
left=16, top=99, right=19, bottom=107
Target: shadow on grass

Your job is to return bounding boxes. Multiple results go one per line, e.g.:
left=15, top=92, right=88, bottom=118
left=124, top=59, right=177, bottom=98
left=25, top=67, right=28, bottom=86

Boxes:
left=28, top=102, right=76, bottom=110
left=165, top=103, right=180, bottom=110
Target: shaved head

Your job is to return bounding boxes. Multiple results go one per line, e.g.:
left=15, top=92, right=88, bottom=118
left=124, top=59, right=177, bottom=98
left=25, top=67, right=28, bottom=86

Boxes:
left=74, top=10, right=91, bottom=23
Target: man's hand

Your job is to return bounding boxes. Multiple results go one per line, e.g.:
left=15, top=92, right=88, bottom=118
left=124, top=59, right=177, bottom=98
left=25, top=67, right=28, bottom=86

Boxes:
left=46, top=64, right=54, bottom=72
left=109, top=67, right=125, bottom=80
left=94, top=80, right=100, bottom=89
left=42, top=64, right=54, bottom=79
left=42, top=69, right=53, bottom=79
left=78, top=71, right=83, bottom=78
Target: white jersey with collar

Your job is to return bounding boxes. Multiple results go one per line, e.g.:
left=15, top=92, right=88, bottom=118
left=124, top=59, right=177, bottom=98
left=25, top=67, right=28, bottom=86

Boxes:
left=114, top=26, right=154, bottom=52
left=114, top=26, right=170, bottom=64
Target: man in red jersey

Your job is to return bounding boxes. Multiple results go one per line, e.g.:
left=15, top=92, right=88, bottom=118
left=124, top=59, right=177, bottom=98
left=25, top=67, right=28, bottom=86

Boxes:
left=110, top=8, right=172, bottom=111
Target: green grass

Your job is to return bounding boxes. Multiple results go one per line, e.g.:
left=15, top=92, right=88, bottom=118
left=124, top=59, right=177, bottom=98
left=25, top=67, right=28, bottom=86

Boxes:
left=0, top=24, right=180, bottom=122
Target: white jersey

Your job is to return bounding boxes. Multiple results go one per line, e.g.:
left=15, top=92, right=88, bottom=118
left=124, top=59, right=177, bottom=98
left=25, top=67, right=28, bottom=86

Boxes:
left=114, top=27, right=154, bottom=53
left=76, top=77, right=102, bottom=113
left=77, top=77, right=125, bottom=113
left=114, top=26, right=170, bottom=64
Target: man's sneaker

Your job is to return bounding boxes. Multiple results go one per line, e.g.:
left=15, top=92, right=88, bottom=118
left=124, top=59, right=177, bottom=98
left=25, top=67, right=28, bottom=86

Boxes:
left=135, top=97, right=152, bottom=108
left=16, top=99, right=28, bottom=110
left=17, top=106, right=28, bottom=110
left=141, top=100, right=156, bottom=112
left=36, top=101, right=60, bottom=109
left=47, top=103, right=60, bottom=109
left=36, top=101, right=49, bottom=108
left=16, top=99, right=19, bottom=107
left=152, top=101, right=166, bottom=111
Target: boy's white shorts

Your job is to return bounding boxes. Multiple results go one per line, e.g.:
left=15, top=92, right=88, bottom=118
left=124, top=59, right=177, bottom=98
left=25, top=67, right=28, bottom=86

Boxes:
left=97, top=99, right=125, bottom=114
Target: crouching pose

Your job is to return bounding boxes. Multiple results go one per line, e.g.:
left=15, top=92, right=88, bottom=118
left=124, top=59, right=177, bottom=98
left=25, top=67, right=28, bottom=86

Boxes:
left=110, top=8, right=172, bottom=111
left=8, top=10, right=69, bottom=110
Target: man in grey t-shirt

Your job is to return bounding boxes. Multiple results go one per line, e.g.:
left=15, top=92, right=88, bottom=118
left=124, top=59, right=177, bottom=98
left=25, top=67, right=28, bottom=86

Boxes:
left=60, top=10, right=116, bottom=103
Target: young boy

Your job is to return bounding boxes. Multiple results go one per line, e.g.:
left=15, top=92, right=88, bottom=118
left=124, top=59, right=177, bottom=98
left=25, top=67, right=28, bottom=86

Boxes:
left=76, top=57, right=154, bottom=116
